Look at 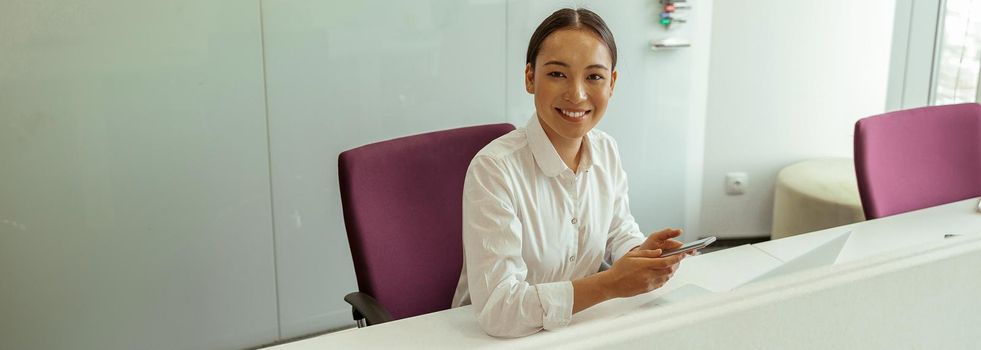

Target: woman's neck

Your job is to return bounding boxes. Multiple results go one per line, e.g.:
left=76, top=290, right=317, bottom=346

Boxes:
left=541, top=126, right=584, bottom=173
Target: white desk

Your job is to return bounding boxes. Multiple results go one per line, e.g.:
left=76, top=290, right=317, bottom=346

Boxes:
left=268, top=197, right=981, bottom=349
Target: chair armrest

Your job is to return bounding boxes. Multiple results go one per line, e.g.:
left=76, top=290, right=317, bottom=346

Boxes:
left=344, top=292, right=394, bottom=326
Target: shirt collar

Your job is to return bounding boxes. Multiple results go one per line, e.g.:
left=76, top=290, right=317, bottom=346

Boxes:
left=526, top=113, right=594, bottom=177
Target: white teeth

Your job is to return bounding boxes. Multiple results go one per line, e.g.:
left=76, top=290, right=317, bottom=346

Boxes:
left=560, top=109, right=587, bottom=118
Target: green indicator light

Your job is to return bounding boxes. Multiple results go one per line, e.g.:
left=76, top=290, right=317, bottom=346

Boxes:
left=660, top=17, right=671, bottom=25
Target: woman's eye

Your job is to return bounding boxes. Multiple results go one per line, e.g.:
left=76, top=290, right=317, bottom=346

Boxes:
left=587, top=74, right=605, bottom=81
left=547, top=71, right=566, bottom=78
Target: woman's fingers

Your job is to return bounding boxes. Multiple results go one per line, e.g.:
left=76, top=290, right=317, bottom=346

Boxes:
left=649, top=275, right=670, bottom=288
left=661, top=239, right=683, bottom=250
left=649, top=228, right=683, bottom=241
left=629, top=249, right=662, bottom=258
left=640, top=255, right=682, bottom=269
left=638, top=229, right=685, bottom=251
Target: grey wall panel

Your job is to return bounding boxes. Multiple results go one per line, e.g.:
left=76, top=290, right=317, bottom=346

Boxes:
left=260, top=0, right=507, bottom=338
left=0, top=1, right=279, bottom=349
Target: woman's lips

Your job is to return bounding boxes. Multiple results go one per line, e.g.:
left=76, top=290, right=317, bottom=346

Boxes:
left=556, top=108, right=591, bottom=123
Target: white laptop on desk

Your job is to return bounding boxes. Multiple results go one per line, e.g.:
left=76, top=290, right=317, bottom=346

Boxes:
left=740, top=230, right=852, bottom=287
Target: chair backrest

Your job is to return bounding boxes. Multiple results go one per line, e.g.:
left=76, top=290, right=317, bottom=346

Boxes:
left=854, top=103, right=981, bottom=219
left=338, top=123, right=515, bottom=320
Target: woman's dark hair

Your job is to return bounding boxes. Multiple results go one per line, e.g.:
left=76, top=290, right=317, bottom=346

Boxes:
left=526, top=8, right=618, bottom=70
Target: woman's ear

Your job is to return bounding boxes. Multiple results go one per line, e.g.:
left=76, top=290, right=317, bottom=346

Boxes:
left=525, top=63, right=535, bottom=94
left=608, top=69, right=618, bottom=96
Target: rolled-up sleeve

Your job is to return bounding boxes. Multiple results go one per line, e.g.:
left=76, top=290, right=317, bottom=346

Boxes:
left=462, top=156, right=573, bottom=338
left=604, top=140, right=646, bottom=263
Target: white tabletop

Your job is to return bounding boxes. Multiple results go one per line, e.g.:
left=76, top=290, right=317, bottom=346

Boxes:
left=266, top=197, right=981, bottom=349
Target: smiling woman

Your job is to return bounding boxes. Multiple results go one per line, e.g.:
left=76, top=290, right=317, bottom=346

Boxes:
left=524, top=8, right=618, bottom=171
left=451, top=8, right=696, bottom=338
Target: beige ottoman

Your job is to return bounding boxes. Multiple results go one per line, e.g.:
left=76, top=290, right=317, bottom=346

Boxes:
left=771, top=158, right=866, bottom=240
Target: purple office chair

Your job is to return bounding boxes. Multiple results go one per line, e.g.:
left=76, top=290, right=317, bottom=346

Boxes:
left=338, top=123, right=515, bottom=327
left=854, top=103, right=981, bottom=219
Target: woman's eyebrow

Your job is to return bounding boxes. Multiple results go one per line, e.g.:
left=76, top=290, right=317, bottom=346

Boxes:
left=543, top=61, right=610, bottom=71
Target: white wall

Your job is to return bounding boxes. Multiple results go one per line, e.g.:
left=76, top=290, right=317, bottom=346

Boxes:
left=699, top=1, right=896, bottom=238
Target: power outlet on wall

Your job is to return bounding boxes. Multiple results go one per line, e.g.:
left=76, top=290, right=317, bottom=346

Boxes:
left=725, top=172, right=748, bottom=195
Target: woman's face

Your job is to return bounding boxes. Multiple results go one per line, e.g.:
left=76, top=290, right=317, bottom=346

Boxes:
left=526, top=28, right=617, bottom=143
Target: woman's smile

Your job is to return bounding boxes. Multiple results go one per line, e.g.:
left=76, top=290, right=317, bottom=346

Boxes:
left=555, top=108, right=592, bottom=123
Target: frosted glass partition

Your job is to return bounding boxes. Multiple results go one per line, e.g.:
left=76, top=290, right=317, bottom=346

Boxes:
left=260, top=0, right=507, bottom=337
left=0, top=1, right=278, bottom=349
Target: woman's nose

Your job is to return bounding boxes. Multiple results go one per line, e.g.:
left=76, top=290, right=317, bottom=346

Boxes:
left=564, top=81, right=587, bottom=103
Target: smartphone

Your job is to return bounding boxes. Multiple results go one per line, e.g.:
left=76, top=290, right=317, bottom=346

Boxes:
left=661, top=236, right=717, bottom=257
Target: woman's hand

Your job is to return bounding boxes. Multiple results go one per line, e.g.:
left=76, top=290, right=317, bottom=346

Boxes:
left=599, top=248, right=683, bottom=299
left=637, top=228, right=685, bottom=252
left=572, top=229, right=691, bottom=313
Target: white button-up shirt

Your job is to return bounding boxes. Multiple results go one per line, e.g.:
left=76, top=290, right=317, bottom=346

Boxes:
left=452, top=115, right=646, bottom=338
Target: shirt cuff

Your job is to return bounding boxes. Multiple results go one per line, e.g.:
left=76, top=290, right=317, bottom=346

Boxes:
left=535, top=281, right=573, bottom=330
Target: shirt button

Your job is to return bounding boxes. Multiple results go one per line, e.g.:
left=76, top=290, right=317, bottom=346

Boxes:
left=571, top=218, right=578, bottom=225
left=569, top=256, right=576, bottom=262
